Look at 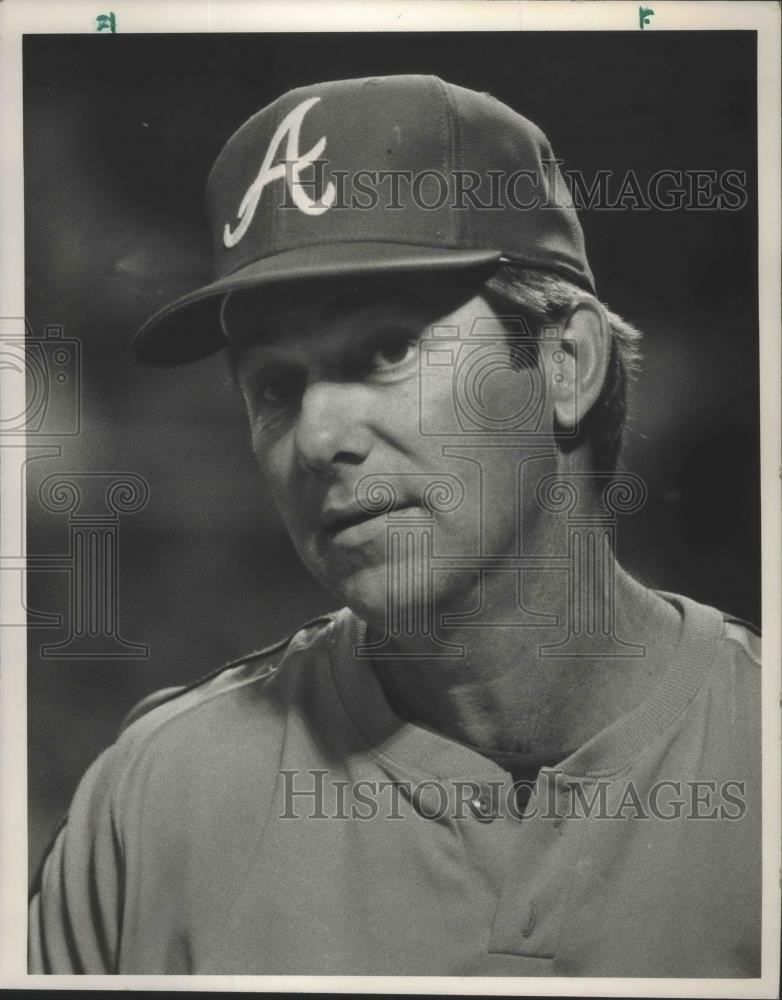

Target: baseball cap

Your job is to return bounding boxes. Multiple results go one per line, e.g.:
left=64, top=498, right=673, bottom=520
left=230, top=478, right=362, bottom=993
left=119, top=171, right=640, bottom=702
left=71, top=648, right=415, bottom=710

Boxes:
left=132, top=75, right=594, bottom=366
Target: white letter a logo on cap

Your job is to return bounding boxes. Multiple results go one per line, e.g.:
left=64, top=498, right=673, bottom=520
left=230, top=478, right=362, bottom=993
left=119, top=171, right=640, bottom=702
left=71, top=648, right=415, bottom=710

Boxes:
left=224, top=97, right=336, bottom=248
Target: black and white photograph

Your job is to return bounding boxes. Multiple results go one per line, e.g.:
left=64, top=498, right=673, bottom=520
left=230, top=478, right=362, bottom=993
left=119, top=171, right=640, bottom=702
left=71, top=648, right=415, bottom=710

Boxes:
left=1, top=0, right=780, bottom=991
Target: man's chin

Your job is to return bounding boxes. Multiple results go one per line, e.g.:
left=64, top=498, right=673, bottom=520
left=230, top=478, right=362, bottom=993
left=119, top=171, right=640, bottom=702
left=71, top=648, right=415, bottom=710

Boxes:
left=300, top=533, right=483, bottom=631
left=324, top=566, right=391, bottom=625
left=315, top=563, right=474, bottom=638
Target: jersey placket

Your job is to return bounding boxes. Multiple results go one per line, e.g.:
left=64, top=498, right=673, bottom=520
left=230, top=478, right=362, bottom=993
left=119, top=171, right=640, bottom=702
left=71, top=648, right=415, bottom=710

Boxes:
left=451, top=766, right=588, bottom=963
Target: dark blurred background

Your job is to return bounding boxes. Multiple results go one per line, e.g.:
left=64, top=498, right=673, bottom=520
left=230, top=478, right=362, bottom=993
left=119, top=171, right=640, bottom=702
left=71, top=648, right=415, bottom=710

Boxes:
left=24, top=32, right=759, bottom=878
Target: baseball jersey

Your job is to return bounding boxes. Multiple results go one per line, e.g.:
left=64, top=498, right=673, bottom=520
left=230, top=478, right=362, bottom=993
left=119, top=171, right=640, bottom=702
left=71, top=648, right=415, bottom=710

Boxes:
left=28, top=591, right=761, bottom=976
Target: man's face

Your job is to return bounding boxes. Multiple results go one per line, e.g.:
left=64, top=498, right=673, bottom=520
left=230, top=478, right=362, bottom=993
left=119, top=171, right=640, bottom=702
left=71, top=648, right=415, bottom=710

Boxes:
left=225, top=275, right=558, bottom=626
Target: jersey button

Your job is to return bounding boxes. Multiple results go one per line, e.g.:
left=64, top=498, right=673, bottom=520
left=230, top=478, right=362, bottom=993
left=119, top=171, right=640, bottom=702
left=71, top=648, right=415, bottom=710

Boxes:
left=472, top=790, right=496, bottom=821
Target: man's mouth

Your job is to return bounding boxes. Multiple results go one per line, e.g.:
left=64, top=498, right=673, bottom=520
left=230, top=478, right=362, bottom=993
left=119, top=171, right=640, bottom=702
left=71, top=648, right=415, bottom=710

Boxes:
left=321, top=503, right=415, bottom=538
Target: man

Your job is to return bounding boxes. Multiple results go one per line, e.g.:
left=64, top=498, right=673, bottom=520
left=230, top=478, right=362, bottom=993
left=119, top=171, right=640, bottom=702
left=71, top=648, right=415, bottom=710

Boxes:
left=28, top=75, right=760, bottom=976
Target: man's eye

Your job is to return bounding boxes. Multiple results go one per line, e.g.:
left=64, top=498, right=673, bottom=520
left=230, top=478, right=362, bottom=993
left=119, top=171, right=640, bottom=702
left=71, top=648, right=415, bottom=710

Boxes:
left=259, top=384, right=284, bottom=404
left=253, top=371, right=302, bottom=407
left=370, top=335, right=419, bottom=371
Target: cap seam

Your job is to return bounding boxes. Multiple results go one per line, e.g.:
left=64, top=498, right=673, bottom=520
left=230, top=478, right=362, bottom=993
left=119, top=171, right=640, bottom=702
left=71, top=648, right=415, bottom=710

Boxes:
left=434, top=76, right=462, bottom=248
left=223, top=235, right=500, bottom=273
left=262, top=98, right=283, bottom=269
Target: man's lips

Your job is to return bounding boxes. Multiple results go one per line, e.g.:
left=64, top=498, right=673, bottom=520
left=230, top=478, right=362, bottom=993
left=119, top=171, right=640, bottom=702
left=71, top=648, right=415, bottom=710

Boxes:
left=321, top=503, right=415, bottom=537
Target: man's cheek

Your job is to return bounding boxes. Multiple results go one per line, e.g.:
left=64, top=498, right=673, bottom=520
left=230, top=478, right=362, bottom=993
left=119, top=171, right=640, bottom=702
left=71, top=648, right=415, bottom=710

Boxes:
left=254, top=440, right=294, bottom=505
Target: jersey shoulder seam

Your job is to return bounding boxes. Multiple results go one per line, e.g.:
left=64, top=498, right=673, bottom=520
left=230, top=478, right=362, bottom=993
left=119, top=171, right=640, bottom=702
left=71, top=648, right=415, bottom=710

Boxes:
left=119, top=612, right=336, bottom=731
left=722, top=613, right=761, bottom=637
left=721, top=614, right=761, bottom=668
left=109, top=613, right=338, bottom=850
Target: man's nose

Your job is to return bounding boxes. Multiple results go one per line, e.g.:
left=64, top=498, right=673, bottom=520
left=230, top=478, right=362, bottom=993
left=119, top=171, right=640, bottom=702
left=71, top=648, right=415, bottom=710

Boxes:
left=294, top=379, right=373, bottom=474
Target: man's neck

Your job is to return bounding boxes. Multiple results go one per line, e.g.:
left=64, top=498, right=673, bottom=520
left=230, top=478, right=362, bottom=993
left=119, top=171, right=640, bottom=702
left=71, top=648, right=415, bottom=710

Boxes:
left=366, top=563, right=684, bottom=768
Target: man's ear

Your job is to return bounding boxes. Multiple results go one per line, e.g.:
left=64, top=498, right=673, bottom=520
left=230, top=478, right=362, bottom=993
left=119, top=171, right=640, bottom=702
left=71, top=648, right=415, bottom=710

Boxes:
left=549, top=298, right=610, bottom=431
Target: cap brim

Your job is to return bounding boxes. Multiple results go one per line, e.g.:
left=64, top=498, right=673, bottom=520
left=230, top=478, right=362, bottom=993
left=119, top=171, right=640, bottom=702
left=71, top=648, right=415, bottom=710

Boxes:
left=132, top=242, right=502, bottom=366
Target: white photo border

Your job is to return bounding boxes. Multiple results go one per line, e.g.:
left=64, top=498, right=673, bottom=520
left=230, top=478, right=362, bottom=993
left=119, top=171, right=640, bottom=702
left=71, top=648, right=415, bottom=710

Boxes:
left=1, top=1, right=779, bottom=995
